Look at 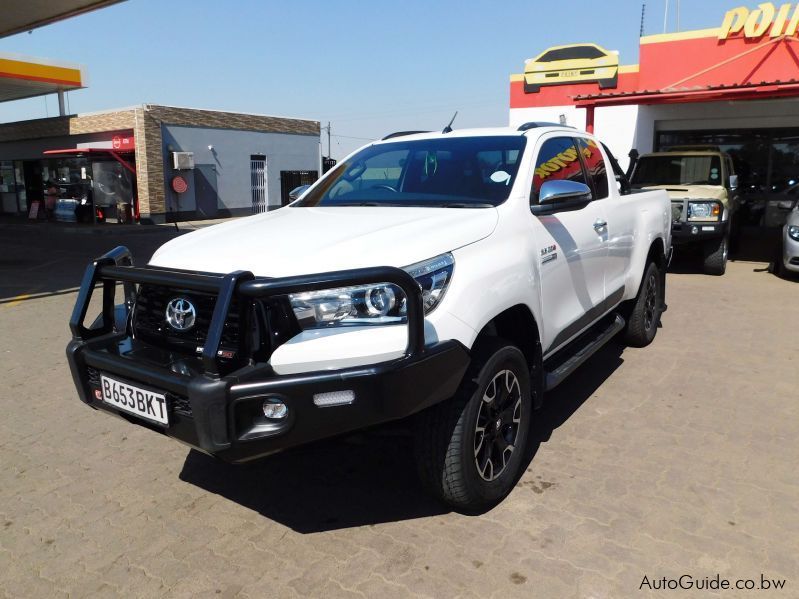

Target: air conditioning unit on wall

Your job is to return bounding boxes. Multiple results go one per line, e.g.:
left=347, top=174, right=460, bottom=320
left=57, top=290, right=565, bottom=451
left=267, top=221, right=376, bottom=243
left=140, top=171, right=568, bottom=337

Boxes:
left=172, top=152, right=195, bottom=170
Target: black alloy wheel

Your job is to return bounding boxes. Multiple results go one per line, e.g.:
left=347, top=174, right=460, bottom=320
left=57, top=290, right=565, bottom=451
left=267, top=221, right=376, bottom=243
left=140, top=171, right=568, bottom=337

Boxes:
left=474, top=370, right=522, bottom=482
left=415, top=340, right=534, bottom=514
left=643, top=271, right=658, bottom=332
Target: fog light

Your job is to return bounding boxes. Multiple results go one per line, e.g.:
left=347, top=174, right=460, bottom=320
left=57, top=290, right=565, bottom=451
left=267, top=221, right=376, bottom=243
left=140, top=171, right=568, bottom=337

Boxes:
left=313, top=390, right=355, bottom=407
left=262, top=400, right=288, bottom=419
left=691, top=226, right=699, bottom=235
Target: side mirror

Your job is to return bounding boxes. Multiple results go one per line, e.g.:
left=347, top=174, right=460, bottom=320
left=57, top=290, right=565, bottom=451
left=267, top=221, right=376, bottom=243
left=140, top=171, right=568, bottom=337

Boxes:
left=728, top=174, right=739, bottom=190
left=532, top=180, right=593, bottom=215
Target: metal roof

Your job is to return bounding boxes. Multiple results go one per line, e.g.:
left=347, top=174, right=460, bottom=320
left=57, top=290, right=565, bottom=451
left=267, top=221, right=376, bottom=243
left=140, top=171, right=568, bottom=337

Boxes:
left=0, top=53, right=86, bottom=103
left=574, top=79, right=799, bottom=107
left=1, top=0, right=123, bottom=38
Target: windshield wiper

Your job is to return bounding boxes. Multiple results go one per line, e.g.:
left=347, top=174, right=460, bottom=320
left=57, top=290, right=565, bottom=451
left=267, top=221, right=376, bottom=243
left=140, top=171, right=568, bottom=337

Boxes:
left=442, top=203, right=493, bottom=208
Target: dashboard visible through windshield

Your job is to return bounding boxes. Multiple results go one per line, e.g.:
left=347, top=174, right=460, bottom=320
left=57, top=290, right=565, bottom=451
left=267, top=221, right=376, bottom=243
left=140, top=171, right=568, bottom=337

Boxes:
left=294, top=136, right=527, bottom=208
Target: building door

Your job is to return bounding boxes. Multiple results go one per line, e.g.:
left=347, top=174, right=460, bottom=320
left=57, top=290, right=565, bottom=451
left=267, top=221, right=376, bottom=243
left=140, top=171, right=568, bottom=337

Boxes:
left=280, top=170, right=318, bottom=206
left=23, top=161, right=44, bottom=208
left=194, top=164, right=219, bottom=219
left=0, top=161, right=19, bottom=214
left=251, top=154, right=267, bottom=214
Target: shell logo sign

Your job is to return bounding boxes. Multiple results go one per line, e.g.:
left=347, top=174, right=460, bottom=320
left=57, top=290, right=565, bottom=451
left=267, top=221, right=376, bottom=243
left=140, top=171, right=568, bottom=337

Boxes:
left=719, top=2, right=799, bottom=39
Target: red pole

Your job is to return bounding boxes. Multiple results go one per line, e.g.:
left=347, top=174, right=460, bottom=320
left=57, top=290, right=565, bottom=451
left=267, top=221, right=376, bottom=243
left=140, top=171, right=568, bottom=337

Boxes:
left=585, top=105, right=595, bottom=134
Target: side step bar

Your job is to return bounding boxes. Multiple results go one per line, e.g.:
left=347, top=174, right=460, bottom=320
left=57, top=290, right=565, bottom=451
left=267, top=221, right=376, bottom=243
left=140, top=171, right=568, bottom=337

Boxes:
left=544, top=314, right=625, bottom=391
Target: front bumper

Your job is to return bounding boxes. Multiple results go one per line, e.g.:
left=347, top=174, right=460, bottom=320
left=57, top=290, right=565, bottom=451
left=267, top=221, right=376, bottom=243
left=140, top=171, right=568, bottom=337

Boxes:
left=671, top=221, right=726, bottom=244
left=66, top=246, right=470, bottom=462
left=524, top=66, right=618, bottom=86
left=782, top=230, right=799, bottom=273
left=67, top=335, right=468, bottom=463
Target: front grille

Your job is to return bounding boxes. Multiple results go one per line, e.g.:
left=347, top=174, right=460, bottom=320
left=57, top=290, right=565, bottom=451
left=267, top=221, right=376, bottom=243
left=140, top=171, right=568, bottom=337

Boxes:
left=132, top=285, right=241, bottom=359
left=167, top=392, right=192, bottom=416
left=87, top=366, right=101, bottom=387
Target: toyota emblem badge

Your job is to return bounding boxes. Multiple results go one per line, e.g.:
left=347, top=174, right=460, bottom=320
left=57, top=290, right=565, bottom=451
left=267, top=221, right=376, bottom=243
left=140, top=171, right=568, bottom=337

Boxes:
left=165, top=297, right=196, bottom=331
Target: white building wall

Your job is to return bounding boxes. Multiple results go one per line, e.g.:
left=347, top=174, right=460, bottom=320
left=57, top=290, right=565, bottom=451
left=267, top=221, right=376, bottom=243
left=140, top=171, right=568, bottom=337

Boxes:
left=593, top=105, right=639, bottom=170
left=509, top=105, right=585, bottom=130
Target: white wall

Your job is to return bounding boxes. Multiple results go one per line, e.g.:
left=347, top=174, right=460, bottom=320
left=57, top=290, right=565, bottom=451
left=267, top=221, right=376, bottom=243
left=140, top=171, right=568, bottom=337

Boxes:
left=593, top=105, right=639, bottom=170
left=162, top=125, right=320, bottom=215
left=509, top=105, right=585, bottom=130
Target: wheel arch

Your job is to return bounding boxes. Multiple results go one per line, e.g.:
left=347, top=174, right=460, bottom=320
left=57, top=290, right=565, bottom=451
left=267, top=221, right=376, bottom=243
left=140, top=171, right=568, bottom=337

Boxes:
left=630, top=236, right=667, bottom=310
left=472, top=304, right=544, bottom=409
left=646, top=237, right=667, bottom=272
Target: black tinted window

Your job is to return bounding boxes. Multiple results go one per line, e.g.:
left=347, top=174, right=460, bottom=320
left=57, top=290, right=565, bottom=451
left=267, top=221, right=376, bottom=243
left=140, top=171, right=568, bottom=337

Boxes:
left=631, top=155, right=722, bottom=187
left=296, top=136, right=527, bottom=208
left=532, top=137, right=588, bottom=203
left=576, top=138, right=609, bottom=199
left=538, top=46, right=605, bottom=62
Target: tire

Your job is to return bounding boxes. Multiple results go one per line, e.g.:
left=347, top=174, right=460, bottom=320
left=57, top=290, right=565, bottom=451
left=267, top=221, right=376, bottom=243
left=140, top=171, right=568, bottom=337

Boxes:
left=623, top=261, right=662, bottom=348
left=414, top=339, right=533, bottom=514
left=702, top=235, right=728, bottom=276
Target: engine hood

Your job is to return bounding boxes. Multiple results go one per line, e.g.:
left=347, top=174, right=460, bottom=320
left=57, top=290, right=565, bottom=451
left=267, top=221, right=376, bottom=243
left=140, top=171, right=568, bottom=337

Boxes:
left=640, top=184, right=727, bottom=203
left=149, top=206, right=499, bottom=276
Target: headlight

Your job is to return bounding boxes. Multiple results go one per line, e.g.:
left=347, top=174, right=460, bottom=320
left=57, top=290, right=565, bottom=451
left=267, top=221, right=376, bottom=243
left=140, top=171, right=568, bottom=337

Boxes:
left=789, top=225, right=799, bottom=241
left=289, top=253, right=454, bottom=329
left=687, top=201, right=722, bottom=221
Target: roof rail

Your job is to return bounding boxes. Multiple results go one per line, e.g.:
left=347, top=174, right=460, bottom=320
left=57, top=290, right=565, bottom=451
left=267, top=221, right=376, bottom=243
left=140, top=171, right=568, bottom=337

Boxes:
left=517, top=121, right=574, bottom=132
left=381, top=130, right=430, bottom=140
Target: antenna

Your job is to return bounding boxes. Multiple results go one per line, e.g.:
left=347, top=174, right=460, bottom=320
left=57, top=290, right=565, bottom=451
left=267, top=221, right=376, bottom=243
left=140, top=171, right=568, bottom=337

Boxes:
left=640, top=2, right=646, bottom=37
left=442, top=111, right=458, bottom=134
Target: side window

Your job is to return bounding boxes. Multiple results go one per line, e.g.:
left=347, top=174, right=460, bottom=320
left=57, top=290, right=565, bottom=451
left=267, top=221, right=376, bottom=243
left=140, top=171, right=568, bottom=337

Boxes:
left=532, top=137, right=589, bottom=203
left=575, top=137, right=609, bottom=199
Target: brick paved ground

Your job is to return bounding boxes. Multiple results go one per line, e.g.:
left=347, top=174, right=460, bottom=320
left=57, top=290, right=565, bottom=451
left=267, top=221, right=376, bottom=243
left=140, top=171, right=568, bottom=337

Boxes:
left=0, top=225, right=797, bottom=598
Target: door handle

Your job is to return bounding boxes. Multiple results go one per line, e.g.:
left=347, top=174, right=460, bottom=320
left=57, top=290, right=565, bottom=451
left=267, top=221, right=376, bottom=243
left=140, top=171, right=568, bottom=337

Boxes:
left=593, top=219, right=607, bottom=231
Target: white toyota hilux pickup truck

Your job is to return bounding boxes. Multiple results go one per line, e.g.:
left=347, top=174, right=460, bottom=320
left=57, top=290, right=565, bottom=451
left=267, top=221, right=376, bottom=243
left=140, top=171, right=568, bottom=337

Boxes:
left=67, top=124, right=671, bottom=513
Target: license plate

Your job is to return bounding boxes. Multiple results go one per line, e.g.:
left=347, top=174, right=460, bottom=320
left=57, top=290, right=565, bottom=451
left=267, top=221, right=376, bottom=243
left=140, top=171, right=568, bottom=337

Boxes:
left=560, top=70, right=578, bottom=78
left=100, top=374, right=169, bottom=425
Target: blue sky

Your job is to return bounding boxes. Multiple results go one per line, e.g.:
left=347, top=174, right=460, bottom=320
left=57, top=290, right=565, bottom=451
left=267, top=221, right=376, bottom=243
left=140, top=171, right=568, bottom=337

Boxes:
left=1, top=0, right=743, bottom=158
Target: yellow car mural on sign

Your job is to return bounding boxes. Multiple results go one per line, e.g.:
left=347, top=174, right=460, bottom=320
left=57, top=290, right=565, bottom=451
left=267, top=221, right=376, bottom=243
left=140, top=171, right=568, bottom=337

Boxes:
left=523, top=43, right=619, bottom=93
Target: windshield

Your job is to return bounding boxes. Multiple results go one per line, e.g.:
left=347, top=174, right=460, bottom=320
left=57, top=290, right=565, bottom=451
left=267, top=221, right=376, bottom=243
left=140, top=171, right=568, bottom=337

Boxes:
left=631, top=155, right=722, bottom=187
left=538, top=46, right=605, bottom=62
left=295, top=136, right=527, bottom=208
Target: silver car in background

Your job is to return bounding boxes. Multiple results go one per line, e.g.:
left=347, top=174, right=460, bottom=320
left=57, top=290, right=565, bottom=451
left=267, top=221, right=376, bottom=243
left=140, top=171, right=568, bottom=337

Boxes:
left=776, top=205, right=799, bottom=277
